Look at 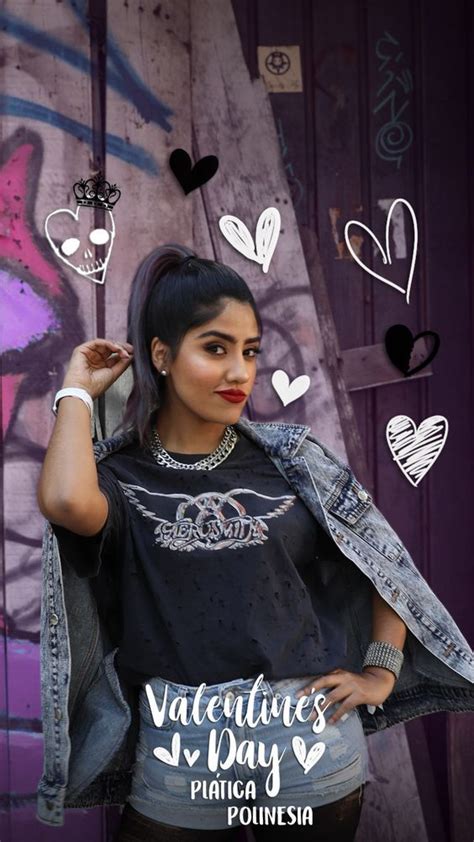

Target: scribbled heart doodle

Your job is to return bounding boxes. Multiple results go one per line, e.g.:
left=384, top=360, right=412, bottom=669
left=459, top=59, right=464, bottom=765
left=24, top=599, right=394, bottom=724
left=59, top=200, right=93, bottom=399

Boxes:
left=385, top=324, right=440, bottom=377
left=169, top=148, right=219, bottom=194
left=385, top=414, right=448, bottom=487
left=218, top=207, right=281, bottom=273
left=344, top=198, right=418, bottom=304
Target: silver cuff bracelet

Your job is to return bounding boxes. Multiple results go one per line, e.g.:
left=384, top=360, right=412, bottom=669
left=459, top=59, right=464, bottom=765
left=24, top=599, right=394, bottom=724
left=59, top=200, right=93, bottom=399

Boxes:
left=362, top=640, right=404, bottom=680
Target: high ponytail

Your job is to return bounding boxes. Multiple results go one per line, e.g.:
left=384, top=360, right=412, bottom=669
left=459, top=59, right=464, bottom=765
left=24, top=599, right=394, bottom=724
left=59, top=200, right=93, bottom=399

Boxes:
left=113, top=243, right=262, bottom=449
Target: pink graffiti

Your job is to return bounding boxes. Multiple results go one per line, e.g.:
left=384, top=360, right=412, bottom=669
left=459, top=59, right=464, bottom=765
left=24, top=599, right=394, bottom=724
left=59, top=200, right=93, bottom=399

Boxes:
left=0, top=141, right=65, bottom=435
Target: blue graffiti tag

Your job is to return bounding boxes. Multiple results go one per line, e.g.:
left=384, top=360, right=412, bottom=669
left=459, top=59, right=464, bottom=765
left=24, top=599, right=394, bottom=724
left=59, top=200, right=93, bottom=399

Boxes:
left=0, top=96, right=158, bottom=175
left=0, top=2, right=176, bottom=173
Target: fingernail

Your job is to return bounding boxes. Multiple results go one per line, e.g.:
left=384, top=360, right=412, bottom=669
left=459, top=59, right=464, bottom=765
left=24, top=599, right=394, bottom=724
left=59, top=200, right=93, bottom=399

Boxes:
left=340, top=713, right=349, bottom=722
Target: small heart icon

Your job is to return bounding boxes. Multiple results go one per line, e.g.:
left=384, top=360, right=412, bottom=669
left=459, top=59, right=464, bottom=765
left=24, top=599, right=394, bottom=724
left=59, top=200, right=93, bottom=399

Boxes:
left=271, top=370, right=310, bottom=406
left=386, top=414, right=448, bottom=487
left=344, top=198, right=418, bottom=304
left=292, top=736, right=326, bottom=774
left=183, top=748, right=200, bottom=767
left=218, top=207, right=280, bottom=273
left=384, top=324, right=440, bottom=377
left=169, top=148, right=219, bottom=195
left=153, top=731, right=180, bottom=766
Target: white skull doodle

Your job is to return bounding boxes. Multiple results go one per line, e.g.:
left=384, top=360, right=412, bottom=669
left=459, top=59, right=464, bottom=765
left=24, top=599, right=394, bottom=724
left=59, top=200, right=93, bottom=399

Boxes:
left=44, top=205, right=116, bottom=284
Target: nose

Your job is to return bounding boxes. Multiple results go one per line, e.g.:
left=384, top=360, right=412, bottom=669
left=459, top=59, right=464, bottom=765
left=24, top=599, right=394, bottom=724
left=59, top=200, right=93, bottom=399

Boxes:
left=225, top=354, right=251, bottom=384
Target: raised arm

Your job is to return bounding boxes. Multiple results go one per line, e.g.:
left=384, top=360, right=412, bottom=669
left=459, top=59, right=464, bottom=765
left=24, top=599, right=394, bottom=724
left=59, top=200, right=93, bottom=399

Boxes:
left=37, top=338, right=134, bottom=536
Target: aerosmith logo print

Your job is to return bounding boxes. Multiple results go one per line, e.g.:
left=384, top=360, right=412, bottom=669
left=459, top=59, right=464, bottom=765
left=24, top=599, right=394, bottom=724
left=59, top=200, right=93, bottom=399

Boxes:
left=118, top=482, right=296, bottom=551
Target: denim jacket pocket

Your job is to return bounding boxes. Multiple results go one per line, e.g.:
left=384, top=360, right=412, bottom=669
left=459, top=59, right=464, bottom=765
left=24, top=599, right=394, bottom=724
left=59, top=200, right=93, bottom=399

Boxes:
left=326, top=470, right=373, bottom=525
left=66, top=647, right=131, bottom=800
left=327, top=472, right=404, bottom=564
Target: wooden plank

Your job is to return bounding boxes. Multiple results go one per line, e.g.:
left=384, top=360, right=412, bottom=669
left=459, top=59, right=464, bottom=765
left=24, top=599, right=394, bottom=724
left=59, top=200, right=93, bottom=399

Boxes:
left=299, top=224, right=371, bottom=487
left=420, top=3, right=474, bottom=839
left=419, top=0, right=473, bottom=649
left=103, top=0, right=193, bottom=438
left=341, top=338, right=433, bottom=391
left=404, top=719, right=447, bottom=842
left=191, top=129, right=215, bottom=258
left=0, top=0, right=101, bottom=838
left=357, top=725, right=428, bottom=842
left=311, top=0, right=373, bottom=477
left=190, top=0, right=347, bottom=457
left=366, top=0, right=424, bottom=570
left=364, top=5, right=441, bottom=838
left=448, top=713, right=474, bottom=842
left=250, top=0, right=369, bottom=480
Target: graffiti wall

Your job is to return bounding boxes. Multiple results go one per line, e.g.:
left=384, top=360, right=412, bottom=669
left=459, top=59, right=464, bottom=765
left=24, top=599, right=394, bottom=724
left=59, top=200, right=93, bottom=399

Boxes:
left=1, top=0, right=473, bottom=840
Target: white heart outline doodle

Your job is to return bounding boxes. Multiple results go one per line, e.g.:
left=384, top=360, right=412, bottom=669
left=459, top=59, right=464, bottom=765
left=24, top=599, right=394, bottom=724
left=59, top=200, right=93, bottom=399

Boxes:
left=291, top=736, right=326, bottom=774
left=218, top=207, right=281, bottom=273
left=271, top=369, right=310, bottom=407
left=385, top=414, right=449, bottom=487
left=44, top=206, right=116, bottom=285
left=344, top=198, right=418, bottom=304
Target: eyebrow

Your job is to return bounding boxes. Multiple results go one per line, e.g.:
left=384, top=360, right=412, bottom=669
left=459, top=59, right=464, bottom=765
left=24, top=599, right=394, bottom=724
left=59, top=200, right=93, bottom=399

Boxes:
left=196, top=330, right=262, bottom=344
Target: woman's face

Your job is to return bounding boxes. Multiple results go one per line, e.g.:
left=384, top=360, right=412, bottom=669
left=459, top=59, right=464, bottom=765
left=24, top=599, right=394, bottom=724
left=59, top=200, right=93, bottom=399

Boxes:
left=151, top=298, right=261, bottom=424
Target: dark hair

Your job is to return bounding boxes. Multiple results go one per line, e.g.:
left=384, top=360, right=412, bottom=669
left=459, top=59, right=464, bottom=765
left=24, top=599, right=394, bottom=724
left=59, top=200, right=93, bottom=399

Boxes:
left=114, top=244, right=262, bottom=448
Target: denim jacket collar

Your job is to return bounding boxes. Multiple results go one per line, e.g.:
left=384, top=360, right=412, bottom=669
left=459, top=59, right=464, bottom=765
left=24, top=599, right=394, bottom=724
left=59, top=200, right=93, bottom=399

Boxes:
left=37, top=418, right=474, bottom=827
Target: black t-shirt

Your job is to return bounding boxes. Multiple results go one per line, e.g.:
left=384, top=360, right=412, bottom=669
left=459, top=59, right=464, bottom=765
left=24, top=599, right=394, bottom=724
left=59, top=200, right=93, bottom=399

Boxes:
left=51, top=430, right=348, bottom=686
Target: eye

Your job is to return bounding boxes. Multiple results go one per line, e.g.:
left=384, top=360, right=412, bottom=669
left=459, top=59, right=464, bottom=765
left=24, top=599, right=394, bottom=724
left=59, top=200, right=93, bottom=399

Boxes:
left=244, top=347, right=262, bottom=357
left=60, top=237, right=80, bottom=256
left=206, top=345, right=261, bottom=358
left=89, top=228, right=110, bottom=245
left=205, top=344, right=226, bottom=354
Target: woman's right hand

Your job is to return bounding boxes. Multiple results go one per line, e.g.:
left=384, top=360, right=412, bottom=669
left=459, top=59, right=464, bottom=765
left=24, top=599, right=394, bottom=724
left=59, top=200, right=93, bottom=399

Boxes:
left=61, top=339, right=134, bottom=401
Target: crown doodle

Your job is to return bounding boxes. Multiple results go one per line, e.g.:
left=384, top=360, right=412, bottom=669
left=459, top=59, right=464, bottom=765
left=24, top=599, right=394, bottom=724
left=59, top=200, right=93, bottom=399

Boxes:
left=73, top=172, right=121, bottom=210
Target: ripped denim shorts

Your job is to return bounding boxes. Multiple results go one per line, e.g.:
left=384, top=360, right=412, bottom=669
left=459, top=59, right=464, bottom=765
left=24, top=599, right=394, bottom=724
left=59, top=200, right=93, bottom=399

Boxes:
left=126, top=672, right=369, bottom=830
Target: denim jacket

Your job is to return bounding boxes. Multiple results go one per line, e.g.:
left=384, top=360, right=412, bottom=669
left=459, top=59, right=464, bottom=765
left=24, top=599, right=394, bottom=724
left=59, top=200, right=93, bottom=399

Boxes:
left=36, top=418, right=474, bottom=827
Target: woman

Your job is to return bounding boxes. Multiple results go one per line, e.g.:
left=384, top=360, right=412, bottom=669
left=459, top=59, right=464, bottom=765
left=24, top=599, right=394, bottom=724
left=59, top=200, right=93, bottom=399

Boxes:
left=36, top=246, right=474, bottom=841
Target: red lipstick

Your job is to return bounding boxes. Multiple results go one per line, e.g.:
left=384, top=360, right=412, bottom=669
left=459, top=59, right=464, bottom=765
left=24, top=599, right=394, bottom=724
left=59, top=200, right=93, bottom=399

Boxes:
left=215, top=390, right=247, bottom=403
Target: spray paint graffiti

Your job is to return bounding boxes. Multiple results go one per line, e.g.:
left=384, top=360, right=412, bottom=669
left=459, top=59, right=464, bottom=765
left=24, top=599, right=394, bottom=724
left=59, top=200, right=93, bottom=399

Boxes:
left=0, top=4, right=179, bottom=831
left=329, top=207, right=364, bottom=260
left=0, top=6, right=314, bottom=835
left=373, top=31, right=413, bottom=169
left=0, top=132, right=83, bottom=436
left=0, top=131, right=86, bottom=833
left=0, top=1, right=177, bottom=175
left=276, top=117, right=305, bottom=210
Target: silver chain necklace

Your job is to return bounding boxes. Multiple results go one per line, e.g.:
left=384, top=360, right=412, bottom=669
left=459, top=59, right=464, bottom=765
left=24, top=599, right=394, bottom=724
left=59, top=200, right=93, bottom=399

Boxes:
left=149, top=425, right=238, bottom=470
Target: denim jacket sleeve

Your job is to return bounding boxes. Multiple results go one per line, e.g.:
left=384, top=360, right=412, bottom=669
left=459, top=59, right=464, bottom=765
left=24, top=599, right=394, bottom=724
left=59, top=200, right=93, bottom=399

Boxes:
left=297, top=432, right=474, bottom=686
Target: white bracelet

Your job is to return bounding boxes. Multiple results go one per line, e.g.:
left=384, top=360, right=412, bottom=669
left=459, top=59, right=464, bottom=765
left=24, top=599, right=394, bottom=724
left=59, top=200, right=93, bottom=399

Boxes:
left=52, top=387, right=94, bottom=417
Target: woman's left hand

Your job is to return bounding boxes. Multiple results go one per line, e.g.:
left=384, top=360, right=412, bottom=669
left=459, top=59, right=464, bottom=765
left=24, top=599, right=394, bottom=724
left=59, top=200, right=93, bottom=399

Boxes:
left=295, top=667, right=396, bottom=725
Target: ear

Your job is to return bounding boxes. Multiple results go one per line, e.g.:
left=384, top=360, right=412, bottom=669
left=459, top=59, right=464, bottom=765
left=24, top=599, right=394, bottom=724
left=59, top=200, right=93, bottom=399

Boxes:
left=150, top=336, right=169, bottom=372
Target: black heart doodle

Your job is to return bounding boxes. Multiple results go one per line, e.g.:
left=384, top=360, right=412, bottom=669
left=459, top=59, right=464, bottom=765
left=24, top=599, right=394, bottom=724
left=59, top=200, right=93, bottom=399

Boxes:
left=169, top=149, right=219, bottom=195
left=384, top=324, right=440, bottom=377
